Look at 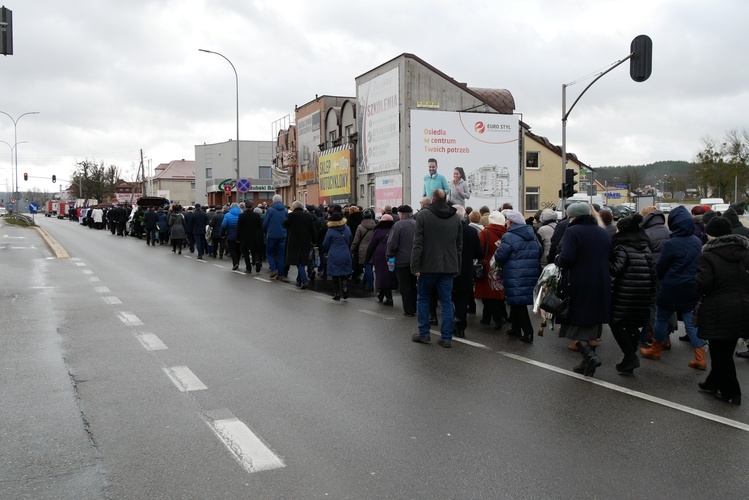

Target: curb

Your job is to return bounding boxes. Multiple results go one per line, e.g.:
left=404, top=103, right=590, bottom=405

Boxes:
left=33, top=226, right=70, bottom=259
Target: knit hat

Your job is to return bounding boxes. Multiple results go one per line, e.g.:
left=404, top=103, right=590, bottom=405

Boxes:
left=567, top=202, right=590, bottom=218
left=705, top=216, right=732, bottom=237
left=702, top=209, right=717, bottom=227
left=487, top=211, right=506, bottom=226
left=730, top=202, right=745, bottom=215
left=503, top=210, right=525, bottom=225
left=540, top=208, right=557, bottom=222
left=616, top=213, right=643, bottom=233
left=330, top=213, right=343, bottom=222
left=380, top=214, right=393, bottom=222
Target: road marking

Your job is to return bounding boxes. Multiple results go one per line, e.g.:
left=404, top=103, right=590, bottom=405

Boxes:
left=136, top=333, right=168, bottom=351
left=212, top=264, right=224, bottom=269
left=88, top=277, right=101, bottom=282
left=254, top=277, right=272, bottom=283
left=70, top=257, right=80, bottom=261
left=94, top=286, right=111, bottom=293
left=163, top=366, right=207, bottom=392
left=82, top=269, right=94, bottom=275
left=117, top=312, right=144, bottom=327
left=232, top=270, right=246, bottom=275
left=428, top=329, right=489, bottom=349
left=197, top=259, right=207, bottom=263
left=498, top=351, right=749, bottom=432
left=207, top=415, right=285, bottom=473
left=75, top=262, right=86, bottom=266
left=2, top=235, right=25, bottom=239
left=359, top=310, right=394, bottom=320
left=103, top=296, right=122, bottom=305
left=31, top=286, right=58, bottom=289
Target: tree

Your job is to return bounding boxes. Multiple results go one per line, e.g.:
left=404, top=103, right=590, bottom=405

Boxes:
left=694, top=130, right=749, bottom=202
left=71, top=159, right=122, bottom=201
left=21, top=187, right=48, bottom=206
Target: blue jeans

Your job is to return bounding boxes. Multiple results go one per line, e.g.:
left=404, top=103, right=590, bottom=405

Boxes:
left=195, top=235, right=206, bottom=257
left=266, top=237, right=286, bottom=273
left=362, top=264, right=374, bottom=290
left=654, top=305, right=703, bottom=348
left=417, top=273, right=454, bottom=341
left=296, top=264, right=308, bottom=284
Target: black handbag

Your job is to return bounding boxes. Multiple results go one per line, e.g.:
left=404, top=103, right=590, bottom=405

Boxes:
left=540, top=289, right=569, bottom=318
left=473, top=262, right=485, bottom=280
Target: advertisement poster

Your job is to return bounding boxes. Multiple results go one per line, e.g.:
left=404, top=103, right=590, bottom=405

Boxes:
left=357, top=67, right=400, bottom=174
left=318, top=147, right=352, bottom=205
left=297, top=110, right=320, bottom=186
left=410, top=110, right=519, bottom=209
left=374, top=174, right=403, bottom=213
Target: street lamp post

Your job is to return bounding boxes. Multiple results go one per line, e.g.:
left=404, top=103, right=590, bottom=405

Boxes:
left=0, top=110, right=40, bottom=202
left=0, top=139, right=28, bottom=202
left=199, top=49, right=239, bottom=202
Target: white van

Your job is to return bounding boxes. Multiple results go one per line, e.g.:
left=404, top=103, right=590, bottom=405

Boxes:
left=700, top=198, right=724, bottom=206
left=555, top=194, right=605, bottom=219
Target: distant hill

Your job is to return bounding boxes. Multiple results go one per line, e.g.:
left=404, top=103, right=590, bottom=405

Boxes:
left=595, top=161, right=697, bottom=190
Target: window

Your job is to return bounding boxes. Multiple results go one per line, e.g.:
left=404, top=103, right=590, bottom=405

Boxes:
left=345, top=125, right=353, bottom=140
left=525, top=187, right=540, bottom=212
left=259, top=166, right=272, bottom=179
left=190, top=182, right=196, bottom=190
left=329, top=130, right=337, bottom=142
left=205, top=167, right=212, bottom=179
left=526, top=151, right=540, bottom=170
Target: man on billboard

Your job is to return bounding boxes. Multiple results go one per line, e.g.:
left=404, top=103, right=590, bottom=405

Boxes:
left=422, top=158, right=450, bottom=198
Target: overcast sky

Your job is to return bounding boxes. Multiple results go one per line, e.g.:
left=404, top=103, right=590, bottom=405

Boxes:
left=1, top=0, right=747, bottom=193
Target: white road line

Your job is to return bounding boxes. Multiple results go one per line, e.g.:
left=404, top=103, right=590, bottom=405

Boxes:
left=75, top=262, right=86, bottom=267
left=117, top=312, right=144, bottom=327
left=103, top=296, right=122, bottom=305
left=498, top=351, right=749, bottom=432
left=163, top=366, right=207, bottom=392
left=136, top=333, right=168, bottom=351
left=88, top=277, right=101, bottom=282
left=428, top=329, right=489, bottom=349
left=232, top=270, right=245, bottom=275
left=359, top=310, right=395, bottom=320
left=197, top=259, right=207, bottom=263
left=94, top=286, right=111, bottom=293
left=212, top=264, right=224, bottom=269
left=254, top=277, right=272, bottom=283
left=208, top=416, right=285, bottom=473
left=82, top=269, right=94, bottom=275
left=31, top=286, right=58, bottom=289
left=70, top=257, right=80, bottom=261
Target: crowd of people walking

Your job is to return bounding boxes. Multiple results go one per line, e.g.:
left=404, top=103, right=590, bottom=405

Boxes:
left=71, top=193, right=749, bottom=405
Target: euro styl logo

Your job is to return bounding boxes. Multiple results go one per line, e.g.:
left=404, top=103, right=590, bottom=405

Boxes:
left=474, top=121, right=485, bottom=134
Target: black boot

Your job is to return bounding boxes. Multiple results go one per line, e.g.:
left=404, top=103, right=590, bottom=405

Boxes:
left=577, top=340, right=602, bottom=377
left=616, top=353, right=641, bottom=374
left=383, top=289, right=393, bottom=306
left=377, top=289, right=384, bottom=302
left=519, top=329, right=533, bottom=343
left=573, top=359, right=588, bottom=374
left=332, top=277, right=341, bottom=301
left=341, top=279, right=349, bottom=300
left=453, top=319, right=465, bottom=338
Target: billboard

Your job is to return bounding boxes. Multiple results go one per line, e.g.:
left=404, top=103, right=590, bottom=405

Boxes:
left=410, top=110, right=519, bottom=209
left=297, top=111, right=320, bottom=186
left=357, top=67, right=399, bottom=174
left=374, top=174, right=403, bottom=213
left=318, top=147, right=352, bottom=205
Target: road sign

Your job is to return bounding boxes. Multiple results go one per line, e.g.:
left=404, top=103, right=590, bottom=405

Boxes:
left=29, top=202, right=39, bottom=213
left=236, top=178, right=251, bottom=193
left=223, top=184, right=231, bottom=195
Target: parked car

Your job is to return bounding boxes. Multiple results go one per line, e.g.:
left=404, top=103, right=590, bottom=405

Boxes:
left=711, top=203, right=730, bottom=214
left=656, top=202, right=672, bottom=213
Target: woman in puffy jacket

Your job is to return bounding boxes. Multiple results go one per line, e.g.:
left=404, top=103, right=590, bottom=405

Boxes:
left=322, top=213, right=353, bottom=301
left=475, top=211, right=508, bottom=330
left=695, top=217, right=749, bottom=406
left=609, top=214, right=656, bottom=374
left=494, top=210, right=541, bottom=343
left=220, top=203, right=242, bottom=270
left=365, top=214, right=398, bottom=305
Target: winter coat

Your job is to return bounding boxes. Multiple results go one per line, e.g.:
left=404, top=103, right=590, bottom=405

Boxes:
left=263, top=201, right=288, bottom=240
left=236, top=209, right=262, bottom=251
left=696, top=234, right=749, bottom=340
left=475, top=224, right=507, bottom=300
left=495, top=223, right=541, bottom=306
left=157, top=211, right=168, bottom=231
left=410, top=201, right=462, bottom=275
left=192, top=209, right=207, bottom=235
left=537, top=220, right=557, bottom=267
left=556, top=215, right=612, bottom=325
left=641, top=210, right=670, bottom=264
left=284, top=208, right=317, bottom=266
left=322, top=220, right=353, bottom=277
left=723, top=208, right=749, bottom=239
left=351, top=218, right=376, bottom=264
left=365, top=220, right=398, bottom=290
left=454, top=221, right=482, bottom=292
left=656, top=206, right=702, bottom=311
left=548, top=217, right=569, bottom=264
left=184, top=211, right=194, bottom=233
left=385, top=216, right=416, bottom=268
left=210, top=211, right=225, bottom=239
left=220, top=206, right=242, bottom=241
left=168, top=212, right=186, bottom=240
left=144, top=209, right=158, bottom=230
left=609, top=229, right=656, bottom=326
left=347, top=210, right=363, bottom=236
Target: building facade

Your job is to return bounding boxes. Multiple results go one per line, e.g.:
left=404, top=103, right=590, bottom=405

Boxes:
left=149, top=159, right=195, bottom=206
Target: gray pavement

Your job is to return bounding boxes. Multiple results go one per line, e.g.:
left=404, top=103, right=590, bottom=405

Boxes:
left=2, top=215, right=749, bottom=498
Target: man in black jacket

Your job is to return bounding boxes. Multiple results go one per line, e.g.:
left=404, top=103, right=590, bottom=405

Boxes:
left=410, top=189, right=462, bottom=348
left=237, top=202, right=263, bottom=273
left=192, top=204, right=208, bottom=260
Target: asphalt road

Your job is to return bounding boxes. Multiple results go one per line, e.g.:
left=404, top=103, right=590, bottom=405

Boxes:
left=2, top=215, right=749, bottom=499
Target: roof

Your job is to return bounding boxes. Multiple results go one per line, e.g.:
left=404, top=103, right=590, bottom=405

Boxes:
left=525, top=129, right=591, bottom=170
left=152, top=159, right=195, bottom=180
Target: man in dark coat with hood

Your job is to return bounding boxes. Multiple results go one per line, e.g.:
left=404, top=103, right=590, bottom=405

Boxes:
left=410, top=189, right=462, bottom=348
left=237, top=202, right=263, bottom=273
left=722, top=207, right=749, bottom=239
left=640, top=205, right=706, bottom=369
left=283, top=201, right=316, bottom=288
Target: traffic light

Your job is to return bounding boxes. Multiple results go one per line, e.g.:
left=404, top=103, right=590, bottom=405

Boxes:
left=52, top=175, right=56, bottom=183
left=564, top=169, right=578, bottom=197
left=23, top=172, right=28, bottom=181
left=0, top=6, right=12, bottom=56
left=630, top=34, right=652, bottom=82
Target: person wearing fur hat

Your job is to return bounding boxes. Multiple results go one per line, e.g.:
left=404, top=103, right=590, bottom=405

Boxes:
left=609, top=214, right=656, bottom=373
left=365, top=214, right=398, bottom=305
left=695, top=216, right=749, bottom=405
left=555, top=202, right=612, bottom=376
left=321, top=212, right=353, bottom=301
left=640, top=206, right=706, bottom=369
left=475, top=211, right=508, bottom=330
